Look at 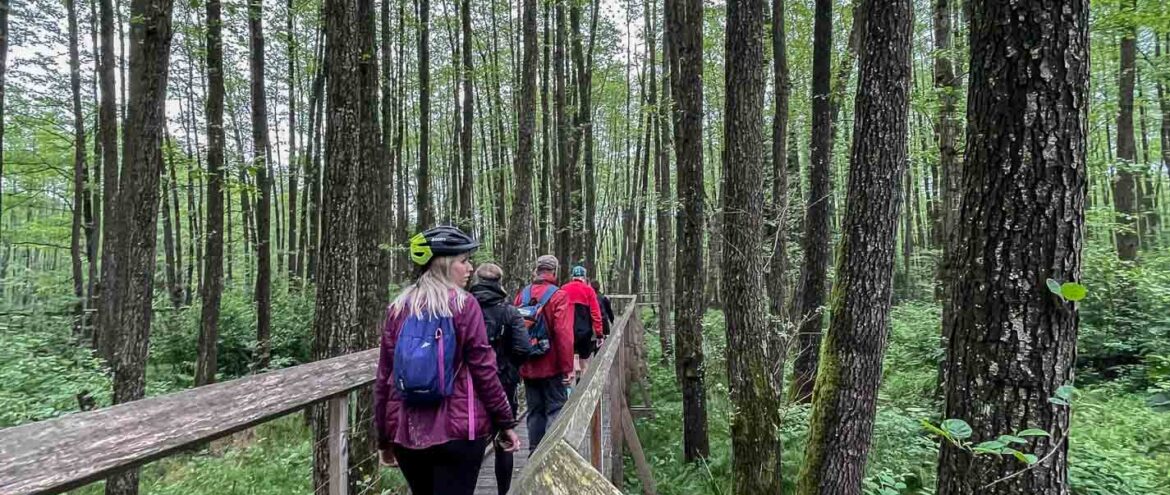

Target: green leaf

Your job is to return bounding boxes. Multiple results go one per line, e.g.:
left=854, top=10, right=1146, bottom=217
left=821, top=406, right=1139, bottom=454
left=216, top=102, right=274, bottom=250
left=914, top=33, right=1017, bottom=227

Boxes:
left=973, top=440, right=1007, bottom=454
left=1046, top=278, right=1063, bottom=296
left=1013, top=451, right=1039, bottom=464
left=1055, top=385, right=1075, bottom=402
left=921, top=420, right=951, bottom=440
left=998, top=435, right=1028, bottom=445
left=1048, top=397, right=1070, bottom=406
left=1060, top=282, right=1087, bottom=301
left=942, top=419, right=973, bottom=440
left=1017, top=428, right=1051, bottom=437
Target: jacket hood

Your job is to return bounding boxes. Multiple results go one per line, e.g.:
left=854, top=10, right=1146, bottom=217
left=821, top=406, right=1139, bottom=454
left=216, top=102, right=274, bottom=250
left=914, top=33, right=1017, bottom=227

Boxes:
left=470, top=279, right=507, bottom=306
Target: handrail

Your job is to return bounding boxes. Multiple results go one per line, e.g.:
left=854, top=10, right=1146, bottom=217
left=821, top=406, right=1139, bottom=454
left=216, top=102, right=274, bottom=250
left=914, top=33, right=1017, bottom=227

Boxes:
left=0, top=349, right=378, bottom=495
left=510, top=294, right=647, bottom=495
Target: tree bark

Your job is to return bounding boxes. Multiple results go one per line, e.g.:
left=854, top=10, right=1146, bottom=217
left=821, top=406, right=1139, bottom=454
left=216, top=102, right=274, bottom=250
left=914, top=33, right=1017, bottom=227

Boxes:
left=249, top=0, right=273, bottom=371
left=934, top=0, right=961, bottom=296
left=504, top=0, right=538, bottom=291
left=312, top=0, right=366, bottom=489
left=936, top=0, right=1087, bottom=492
left=458, top=0, right=473, bottom=231
left=94, top=0, right=119, bottom=359
left=416, top=0, right=434, bottom=228
left=288, top=0, right=300, bottom=280
left=722, top=0, right=782, bottom=489
left=197, top=0, right=226, bottom=388
left=1114, top=0, right=1138, bottom=261
left=667, top=0, right=710, bottom=461
left=100, top=1, right=175, bottom=493
left=790, top=0, right=833, bottom=404
left=538, top=0, right=552, bottom=256
left=796, top=0, right=911, bottom=490
left=554, top=0, right=571, bottom=277
left=68, top=0, right=90, bottom=339
left=766, top=0, right=790, bottom=389
left=161, top=140, right=182, bottom=309
left=655, top=12, right=674, bottom=363
left=0, top=0, right=7, bottom=236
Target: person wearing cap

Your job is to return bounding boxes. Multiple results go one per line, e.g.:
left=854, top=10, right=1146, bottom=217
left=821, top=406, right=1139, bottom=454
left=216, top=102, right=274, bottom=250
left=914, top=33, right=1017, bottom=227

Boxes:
left=561, top=265, right=604, bottom=377
left=374, top=226, right=520, bottom=495
left=516, top=255, right=576, bottom=453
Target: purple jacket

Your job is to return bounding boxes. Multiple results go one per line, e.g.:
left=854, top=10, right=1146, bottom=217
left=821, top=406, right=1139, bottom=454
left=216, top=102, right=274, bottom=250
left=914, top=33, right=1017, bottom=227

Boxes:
left=374, top=291, right=516, bottom=450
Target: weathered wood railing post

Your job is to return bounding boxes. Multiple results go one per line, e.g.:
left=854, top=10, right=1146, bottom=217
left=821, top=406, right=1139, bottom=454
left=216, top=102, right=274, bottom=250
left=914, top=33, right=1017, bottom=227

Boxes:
left=328, top=395, right=349, bottom=495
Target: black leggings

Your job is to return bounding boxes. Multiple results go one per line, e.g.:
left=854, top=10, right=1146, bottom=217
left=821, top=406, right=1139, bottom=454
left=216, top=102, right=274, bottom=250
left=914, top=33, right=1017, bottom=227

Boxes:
left=493, top=383, right=520, bottom=495
left=394, top=438, right=489, bottom=495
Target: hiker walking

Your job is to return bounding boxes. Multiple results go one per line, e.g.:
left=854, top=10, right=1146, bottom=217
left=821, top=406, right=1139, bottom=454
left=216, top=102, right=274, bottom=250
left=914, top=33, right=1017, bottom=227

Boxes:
left=516, top=255, right=575, bottom=453
left=470, top=263, right=538, bottom=495
left=563, top=265, right=605, bottom=377
left=374, top=226, right=520, bottom=495
left=591, top=279, right=615, bottom=340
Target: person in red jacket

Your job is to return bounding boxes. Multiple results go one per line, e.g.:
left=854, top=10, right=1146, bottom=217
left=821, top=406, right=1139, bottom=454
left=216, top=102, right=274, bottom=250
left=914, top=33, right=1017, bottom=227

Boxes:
left=563, top=265, right=604, bottom=377
left=516, top=255, right=575, bottom=453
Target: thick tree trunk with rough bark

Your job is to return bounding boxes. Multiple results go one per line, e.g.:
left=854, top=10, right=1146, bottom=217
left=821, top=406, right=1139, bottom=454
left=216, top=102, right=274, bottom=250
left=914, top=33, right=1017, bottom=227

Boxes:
left=100, top=1, right=174, bottom=493
left=667, top=0, right=710, bottom=462
left=504, top=0, right=538, bottom=291
left=94, top=0, right=119, bottom=359
left=936, top=0, right=1087, bottom=492
left=796, top=0, right=911, bottom=491
left=790, top=0, right=833, bottom=404
left=197, top=0, right=226, bottom=388
left=722, top=0, right=782, bottom=490
left=312, top=0, right=366, bottom=490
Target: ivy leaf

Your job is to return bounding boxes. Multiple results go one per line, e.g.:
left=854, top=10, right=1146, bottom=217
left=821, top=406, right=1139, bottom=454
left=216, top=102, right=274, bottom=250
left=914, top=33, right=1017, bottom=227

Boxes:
left=973, top=440, right=1007, bottom=454
left=1046, top=278, right=1063, bottom=296
left=1017, top=428, right=1052, bottom=438
left=1013, top=451, right=1039, bottom=465
left=942, top=419, right=973, bottom=440
left=1060, top=282, right=1087, bottom=302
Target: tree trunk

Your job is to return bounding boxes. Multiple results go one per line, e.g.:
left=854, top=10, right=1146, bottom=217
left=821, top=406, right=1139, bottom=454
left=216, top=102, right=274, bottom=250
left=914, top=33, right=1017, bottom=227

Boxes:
left=161, top=141, right=182, bottom=309
left=197, top=0, right=226, bottom=388
left=796, top=0, right=911, bottom=491
left=934, top=0, right=961, bottom=298
left=766, top=0, right=790, bottom=389
left=287, top=0, right=300, bottom=280
left=655, top=20, right=674, bottom=364
left=554, top=0, right=571, bottom=277
left=1114, top=0, right=1138, bottom=261
left=393, top=0, right=408, bottom=278
left=538, top=0, right=552, bottom=256
left=100, top=1, right=174, bottom=493
left=249, top=0, right=273, bottom=372
left=936, top=0, right=1087, bottom=492
left=417, top=0, right=433, bottom=228
left=667, top=0, right=710, bottom=461
left=0, top=0, right=7, bottom=236
left=722, top=0, right=782, bottom=489
left=94, top=0, right=119, bottom=359
left=458, top=0, right=473, bottom=231
left=504, top=0, right=538, bottom=291
left=312, top=0, right=366, bottom=489
left=67, top=0, right=90, bottom=338
left=790, top=0, right=833, bottom=404
left=351, top=0, right=383, bottom=486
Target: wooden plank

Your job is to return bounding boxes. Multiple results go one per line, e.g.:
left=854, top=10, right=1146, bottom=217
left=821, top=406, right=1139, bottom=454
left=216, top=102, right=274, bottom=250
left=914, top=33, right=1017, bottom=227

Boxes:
left=0, top=349, right=378, bottom=495
left=328, top=395, right=349, bottom=495
left=608, top=337, right=626, bottom=488
left=590, top=402, right=602, bottom=470
left=510, top=441, right=624, bottom=495
left=621, top=399, right=657, bottom=495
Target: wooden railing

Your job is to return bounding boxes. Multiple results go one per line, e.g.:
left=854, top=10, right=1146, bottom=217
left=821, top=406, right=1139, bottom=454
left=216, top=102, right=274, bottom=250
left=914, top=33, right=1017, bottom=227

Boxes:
left=510, top=295, right=657, bottom=495
left=0, top=350, right=376, bottom=495
left=0, top=295, right=656, bottom=495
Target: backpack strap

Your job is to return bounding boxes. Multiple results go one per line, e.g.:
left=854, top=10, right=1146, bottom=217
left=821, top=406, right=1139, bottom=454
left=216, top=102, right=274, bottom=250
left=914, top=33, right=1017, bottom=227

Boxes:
left=521, top=285, right=533, bottom=305
left=536, top=285, right=559, bottom=308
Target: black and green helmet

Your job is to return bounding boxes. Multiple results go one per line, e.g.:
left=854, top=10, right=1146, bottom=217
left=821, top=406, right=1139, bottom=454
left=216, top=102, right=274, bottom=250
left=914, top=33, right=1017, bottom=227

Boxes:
left=409, top=226, right=480, bottom=266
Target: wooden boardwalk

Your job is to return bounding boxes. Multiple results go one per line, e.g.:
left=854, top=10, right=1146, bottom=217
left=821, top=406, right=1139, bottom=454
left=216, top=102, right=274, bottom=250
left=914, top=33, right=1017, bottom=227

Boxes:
left=474, top=417, right=530, bottom=495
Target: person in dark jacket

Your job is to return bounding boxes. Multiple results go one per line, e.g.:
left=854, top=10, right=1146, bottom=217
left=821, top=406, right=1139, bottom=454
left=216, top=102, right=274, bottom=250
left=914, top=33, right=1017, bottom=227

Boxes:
left=517, top=255, right=576, bottom=453
left=470, top=263, right=537, bottom=495
left=591, top=279, right=615, bottom=338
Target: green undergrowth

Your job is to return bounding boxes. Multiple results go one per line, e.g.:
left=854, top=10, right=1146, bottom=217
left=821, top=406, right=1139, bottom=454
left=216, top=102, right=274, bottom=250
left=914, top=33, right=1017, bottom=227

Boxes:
left=625, top=304, right=1170, bottom=495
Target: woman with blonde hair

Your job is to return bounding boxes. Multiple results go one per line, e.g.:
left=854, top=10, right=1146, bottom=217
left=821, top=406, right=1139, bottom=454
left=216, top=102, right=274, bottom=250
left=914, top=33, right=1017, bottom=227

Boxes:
left=374, top=226, right=520, bottom=495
